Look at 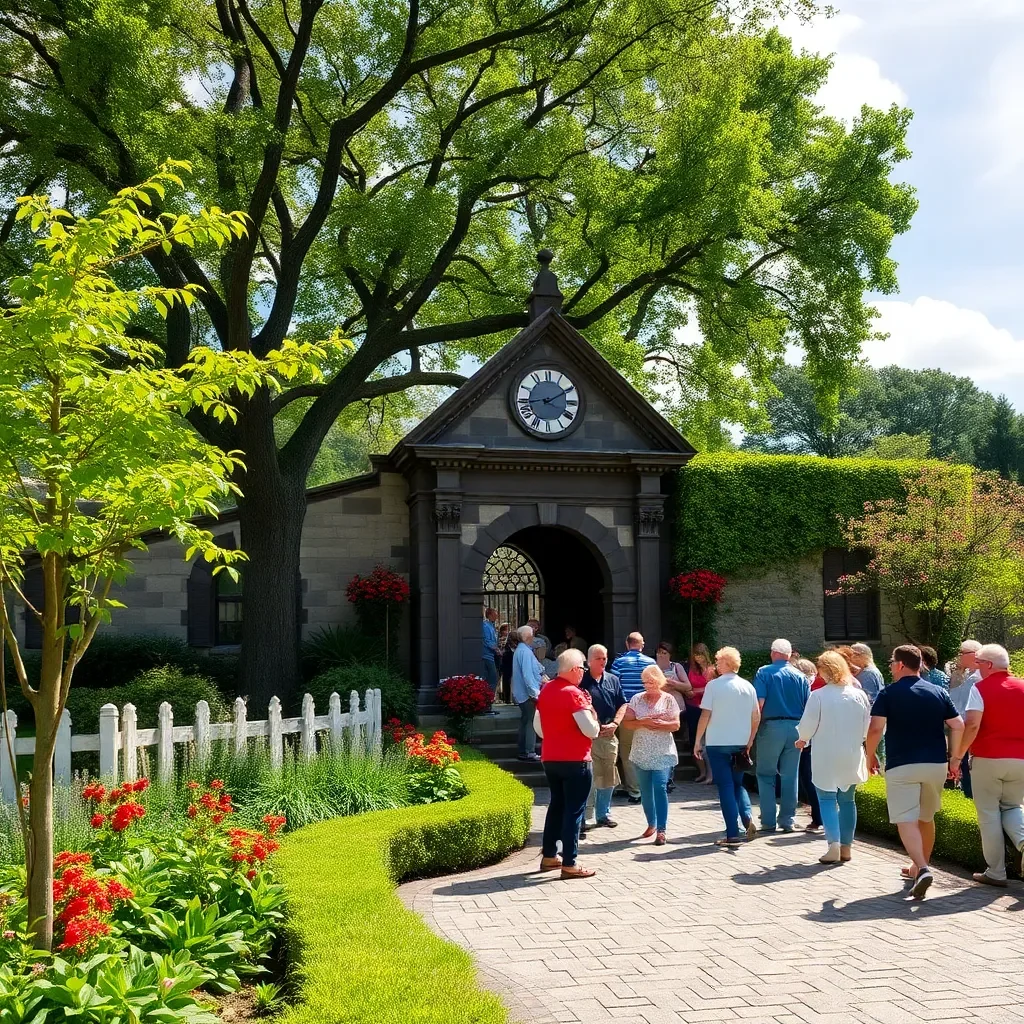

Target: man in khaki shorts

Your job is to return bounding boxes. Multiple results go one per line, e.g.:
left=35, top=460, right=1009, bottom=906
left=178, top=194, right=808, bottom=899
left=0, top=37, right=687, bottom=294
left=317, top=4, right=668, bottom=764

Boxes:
left=866, top=645, right=964, bottom=900
left=580, top=645, right=627, bottom=831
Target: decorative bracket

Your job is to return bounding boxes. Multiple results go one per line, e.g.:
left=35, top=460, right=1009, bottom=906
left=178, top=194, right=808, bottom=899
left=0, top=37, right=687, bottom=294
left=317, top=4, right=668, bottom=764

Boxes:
left=637, top=505, right=665, bottom=538
left=433, top=502, right=463, bottom=536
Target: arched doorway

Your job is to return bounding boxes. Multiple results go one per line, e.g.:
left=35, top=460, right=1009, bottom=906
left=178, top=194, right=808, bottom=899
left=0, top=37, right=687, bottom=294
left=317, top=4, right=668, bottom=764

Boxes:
left=482, top=526, right=607, bottom=650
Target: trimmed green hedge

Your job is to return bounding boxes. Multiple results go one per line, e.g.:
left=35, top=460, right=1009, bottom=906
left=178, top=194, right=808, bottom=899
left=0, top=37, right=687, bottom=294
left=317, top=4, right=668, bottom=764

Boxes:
left=673, top=452, right=967, bottom=577
left=855, top=775, right=985, bottom=870
left=275, top=749, right=533, bottom=1024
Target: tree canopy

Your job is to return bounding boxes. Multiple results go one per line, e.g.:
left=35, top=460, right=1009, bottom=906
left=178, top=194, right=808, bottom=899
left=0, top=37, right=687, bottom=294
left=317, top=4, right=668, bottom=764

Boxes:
left=0, top=0, right=917, bottom=699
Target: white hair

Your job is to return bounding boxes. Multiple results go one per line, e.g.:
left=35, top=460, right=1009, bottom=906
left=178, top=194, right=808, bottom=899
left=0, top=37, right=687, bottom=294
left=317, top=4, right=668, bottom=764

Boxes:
left=960, top=639, right=982, bottom=654
left=557, top=647, right=586, bottom=674
left=850, top=643, right=874, bottom=661
left=976, top=643, right=1010, bottom=669
left=588, top=644, right=608, bottom=660
left=518, top=625, right=534, bottom=641
left=771, top=638, right=793, bottom=657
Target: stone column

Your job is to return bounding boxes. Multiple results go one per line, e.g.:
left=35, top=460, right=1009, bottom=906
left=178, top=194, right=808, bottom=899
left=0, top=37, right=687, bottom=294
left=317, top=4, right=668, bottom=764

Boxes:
left=434, top=496, right=463, bottom=678
left=635, top=475, right=666, bottom=651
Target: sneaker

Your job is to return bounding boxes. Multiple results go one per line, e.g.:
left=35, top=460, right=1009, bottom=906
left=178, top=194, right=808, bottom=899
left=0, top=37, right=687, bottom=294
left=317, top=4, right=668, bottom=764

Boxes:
left=627, top=795, right=642, bottom=804
left=745, top=820, right=757, bottom=841
left=972, top=872, right=1007, bottom=888
left=911, top=868, right=933, bottom=900
left=595, top=818, right=619, bottom=829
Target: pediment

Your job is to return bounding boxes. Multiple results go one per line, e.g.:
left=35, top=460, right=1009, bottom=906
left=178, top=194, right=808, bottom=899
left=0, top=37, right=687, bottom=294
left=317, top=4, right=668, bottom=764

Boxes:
left=394, top=310, right=695, bottom=459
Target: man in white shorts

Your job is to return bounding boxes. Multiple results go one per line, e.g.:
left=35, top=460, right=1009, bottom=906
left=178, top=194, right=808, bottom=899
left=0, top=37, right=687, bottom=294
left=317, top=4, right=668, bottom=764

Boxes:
left=866, top=644, right=964, bottom=900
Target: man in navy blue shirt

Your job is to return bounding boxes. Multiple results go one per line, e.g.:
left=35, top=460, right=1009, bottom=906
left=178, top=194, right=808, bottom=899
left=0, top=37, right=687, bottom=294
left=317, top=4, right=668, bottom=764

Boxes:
left=753, top=639, right=810, bottom=833
left=611, top=633, right=655, bottom=802
left=580, top=645, right=627, bottom=828
left=866, top=645, right=964, bottom=900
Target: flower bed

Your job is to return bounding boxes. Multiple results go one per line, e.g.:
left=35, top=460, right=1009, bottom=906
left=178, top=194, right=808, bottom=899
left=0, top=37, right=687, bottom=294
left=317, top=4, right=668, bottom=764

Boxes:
left=275, top=749, right=533, bottom=1024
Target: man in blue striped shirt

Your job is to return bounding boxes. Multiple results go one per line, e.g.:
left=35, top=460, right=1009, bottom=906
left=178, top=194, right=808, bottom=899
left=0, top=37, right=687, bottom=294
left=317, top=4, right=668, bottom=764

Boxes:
left=610, top=633, right=656, bottom=802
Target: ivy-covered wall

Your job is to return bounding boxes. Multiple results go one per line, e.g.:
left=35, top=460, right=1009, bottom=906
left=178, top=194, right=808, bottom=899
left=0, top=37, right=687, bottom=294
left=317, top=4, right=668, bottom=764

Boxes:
left=672, top=452, right=963, bottom=577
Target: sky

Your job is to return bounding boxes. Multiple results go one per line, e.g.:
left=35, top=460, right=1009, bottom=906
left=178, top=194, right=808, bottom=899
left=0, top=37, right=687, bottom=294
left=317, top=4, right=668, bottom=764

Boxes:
left=780, top=0, right=1024, bottom=405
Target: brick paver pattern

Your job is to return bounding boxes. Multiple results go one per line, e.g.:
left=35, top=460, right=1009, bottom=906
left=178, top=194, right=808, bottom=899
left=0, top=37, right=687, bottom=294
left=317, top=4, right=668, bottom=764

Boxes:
left=403, top=783, right=1024, bottom=1024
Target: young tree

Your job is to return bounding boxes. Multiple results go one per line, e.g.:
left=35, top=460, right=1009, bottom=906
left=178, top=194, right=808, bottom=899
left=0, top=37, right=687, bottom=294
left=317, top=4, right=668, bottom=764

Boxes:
left=977, top=395, right=1021, bottom=480
left=0, top=1, right=917, bottom=701
left=0, top=167, right=330, bottom=949
left=834, top=465, right=1024, bottom=651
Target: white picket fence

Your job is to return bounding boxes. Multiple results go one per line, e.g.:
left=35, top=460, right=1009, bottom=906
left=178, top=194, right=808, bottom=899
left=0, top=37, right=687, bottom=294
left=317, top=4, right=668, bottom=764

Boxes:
left=0, top=689, right=382, bottom=803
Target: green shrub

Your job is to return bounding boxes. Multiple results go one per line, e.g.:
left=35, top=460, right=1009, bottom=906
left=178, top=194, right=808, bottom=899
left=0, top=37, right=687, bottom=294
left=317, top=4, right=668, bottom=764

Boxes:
left=1011, top=650, right=1024, bottom=677
left=275, top=750, right=532, bottom=1024
left=65, top=666, right=230, bottom=731
left=305, top=663, right=416, bottom=724
left=856, top=775, right=985, bottom=870
left=301, top=624, right=387, bottom=679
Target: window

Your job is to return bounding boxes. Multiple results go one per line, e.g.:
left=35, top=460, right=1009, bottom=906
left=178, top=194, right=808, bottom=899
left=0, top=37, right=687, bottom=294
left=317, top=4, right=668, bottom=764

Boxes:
left=482, top=545, right=543, bottom=629
left=215, top=571, right=243, bottom=646
left=823, top=548, right=880, bottom=641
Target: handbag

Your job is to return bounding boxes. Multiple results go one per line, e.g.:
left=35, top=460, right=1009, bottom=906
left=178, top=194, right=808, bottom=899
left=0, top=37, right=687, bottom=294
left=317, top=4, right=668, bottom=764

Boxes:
left=731, top=749, right=753, bottom=771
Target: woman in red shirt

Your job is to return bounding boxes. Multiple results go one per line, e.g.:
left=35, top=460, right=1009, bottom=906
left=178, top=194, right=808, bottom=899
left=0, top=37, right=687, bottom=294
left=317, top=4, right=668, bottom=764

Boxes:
left=534, top=648, right=600, bottom=879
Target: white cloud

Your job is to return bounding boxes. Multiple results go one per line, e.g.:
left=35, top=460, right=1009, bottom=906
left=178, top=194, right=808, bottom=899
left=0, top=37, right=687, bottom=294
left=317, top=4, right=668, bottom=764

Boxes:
left=863, top=297, right=1024, bottom=403
left=979, top=41, right=1024, bottom=182
left=778, top=11, right=907, bottom=123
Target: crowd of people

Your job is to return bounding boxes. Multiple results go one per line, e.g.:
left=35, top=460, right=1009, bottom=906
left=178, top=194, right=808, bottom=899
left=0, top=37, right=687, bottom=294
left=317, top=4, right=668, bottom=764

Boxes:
left=482, top=613, right=1024, bottom=897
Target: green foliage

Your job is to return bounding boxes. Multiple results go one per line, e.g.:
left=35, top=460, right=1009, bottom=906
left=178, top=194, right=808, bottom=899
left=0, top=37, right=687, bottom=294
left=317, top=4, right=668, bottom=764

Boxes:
left=855, top=776, right=986, bottom=871
left=860, top=433, right=931, bottom=460
left=305, top=665, right=416, bottom=725
left=301, top=625, right=387, bottom=680
left=977, top=395, right=1022, bottom=480
left=275, top=750, right=532, bottom=1024
left=673, top=452, right=933, bottom=576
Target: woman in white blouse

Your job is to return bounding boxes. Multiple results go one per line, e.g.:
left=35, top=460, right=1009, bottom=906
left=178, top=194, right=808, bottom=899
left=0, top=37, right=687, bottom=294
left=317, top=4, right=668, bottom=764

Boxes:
left=796, top=651, right=872, bottom=864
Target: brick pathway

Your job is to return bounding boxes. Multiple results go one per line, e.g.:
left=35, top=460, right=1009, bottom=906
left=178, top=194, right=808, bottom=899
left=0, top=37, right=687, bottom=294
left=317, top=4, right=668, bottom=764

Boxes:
left=402, top=782, right=1024, bottom=1024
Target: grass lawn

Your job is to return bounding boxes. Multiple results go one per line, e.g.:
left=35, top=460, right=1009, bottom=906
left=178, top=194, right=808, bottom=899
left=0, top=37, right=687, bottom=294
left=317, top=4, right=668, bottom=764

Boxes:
left=275, top=748, right=533, bottom=1024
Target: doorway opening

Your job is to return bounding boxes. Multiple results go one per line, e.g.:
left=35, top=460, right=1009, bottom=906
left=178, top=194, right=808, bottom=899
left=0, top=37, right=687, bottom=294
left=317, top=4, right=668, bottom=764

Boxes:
left=494, top=526, right=606, bottom=652
left=483, top=544, right=543, bottom=630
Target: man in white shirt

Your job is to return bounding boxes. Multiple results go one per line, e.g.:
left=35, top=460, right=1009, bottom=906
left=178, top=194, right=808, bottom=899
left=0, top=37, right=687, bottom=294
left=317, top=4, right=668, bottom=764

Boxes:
left=947, top=640, right=982, bottom=798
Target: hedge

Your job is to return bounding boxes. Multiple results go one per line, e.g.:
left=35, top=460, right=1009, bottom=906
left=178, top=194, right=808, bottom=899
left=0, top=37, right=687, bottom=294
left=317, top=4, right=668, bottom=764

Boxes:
left=672, top=452, right=969, bottom=577
left=855, top=775, right=986, bottom=871
left=275, top=749, right=533, bottom=1024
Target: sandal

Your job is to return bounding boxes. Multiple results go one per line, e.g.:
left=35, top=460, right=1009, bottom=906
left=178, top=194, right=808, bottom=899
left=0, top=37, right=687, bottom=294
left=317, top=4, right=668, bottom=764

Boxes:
left=715, top=837, right=743, bottom=847
left=539, top=856, right=562, bottom=872
left=654, top=832, right=667, bottom=846
left=900, top=866, right=916, bottom=880
left=561, top=865, right=596, bottom=879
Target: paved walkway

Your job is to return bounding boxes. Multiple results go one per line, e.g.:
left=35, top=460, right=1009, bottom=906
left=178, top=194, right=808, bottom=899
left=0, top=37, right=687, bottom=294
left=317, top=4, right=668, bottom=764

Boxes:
left=402, top=783, right=1024, bottom=1024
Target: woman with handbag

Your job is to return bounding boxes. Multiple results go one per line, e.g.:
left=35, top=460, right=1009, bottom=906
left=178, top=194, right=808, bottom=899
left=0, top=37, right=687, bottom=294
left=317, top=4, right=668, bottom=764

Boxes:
left=692, top=647, right=761, bottom=847
left=795, top=650, right=871, bottom=864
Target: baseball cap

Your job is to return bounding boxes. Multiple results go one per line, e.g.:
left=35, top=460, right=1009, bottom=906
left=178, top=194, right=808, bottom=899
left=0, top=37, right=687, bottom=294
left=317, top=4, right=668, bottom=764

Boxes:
left=770, top=638, right=793, bottom=657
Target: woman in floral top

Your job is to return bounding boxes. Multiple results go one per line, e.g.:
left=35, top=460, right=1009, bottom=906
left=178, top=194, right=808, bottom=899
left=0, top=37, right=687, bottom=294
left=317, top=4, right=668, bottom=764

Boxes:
left=621, top=665, right=680, bottom=845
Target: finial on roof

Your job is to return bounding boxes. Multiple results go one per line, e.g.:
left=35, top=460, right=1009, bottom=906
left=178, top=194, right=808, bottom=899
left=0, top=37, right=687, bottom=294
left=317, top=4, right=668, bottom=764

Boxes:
left=527, top=248, right=564, bottom=321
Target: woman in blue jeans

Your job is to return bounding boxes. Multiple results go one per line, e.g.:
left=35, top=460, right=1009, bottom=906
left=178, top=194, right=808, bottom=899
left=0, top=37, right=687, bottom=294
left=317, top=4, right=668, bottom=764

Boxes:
left=796, top=651, right=871, bottom=863
left=621, top=666, right=680, bottom=845
left=692, top=647, right=761, bottom=846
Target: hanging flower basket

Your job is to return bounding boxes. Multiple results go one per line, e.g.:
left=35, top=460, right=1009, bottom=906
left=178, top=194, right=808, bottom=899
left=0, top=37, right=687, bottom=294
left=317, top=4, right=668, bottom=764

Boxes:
left=346, top=565, right=410, bottom=666
left=668, top=570, right=726, bottom=604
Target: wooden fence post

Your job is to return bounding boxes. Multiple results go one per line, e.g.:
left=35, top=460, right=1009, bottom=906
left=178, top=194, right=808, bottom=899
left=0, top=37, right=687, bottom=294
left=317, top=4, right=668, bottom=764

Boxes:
left=195, top=700, right=211, bottom=766
left=268, top=696, right=283, bottom=770
left=233, top=697, right=247, bottom=757
left=0, top=711, right=17, bottom=803
left=55, top=709, right=72, bottom=787
left=328, top=692, right=343, bottom=750
left=98, top=703, right=119, bottom=782
left=349, top=690, right=363, bottom=756
left=121, top=703, right=138, bottom=782
left=156, top=702, right=174, bottom=784
left=299, top=694, right=316, bottom=761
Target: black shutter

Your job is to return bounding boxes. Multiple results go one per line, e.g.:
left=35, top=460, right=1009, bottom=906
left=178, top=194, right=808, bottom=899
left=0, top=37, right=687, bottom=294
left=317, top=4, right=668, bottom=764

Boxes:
left=187, top=558, right=216, bottom=648
left=22, top=566, right=44, bottom=650
left=822, top=549, right=846, bottom=640
left=823, top=548, right=880, bottom=641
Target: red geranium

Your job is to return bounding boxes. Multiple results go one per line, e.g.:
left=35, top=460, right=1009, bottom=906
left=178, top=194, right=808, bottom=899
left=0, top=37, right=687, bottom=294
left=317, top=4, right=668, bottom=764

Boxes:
left=436, top=675, right=493, bottom=718
left=346, top=565, right=410, bottom=605
left=83, top=777, right=148, bottom=840
left=51, top=852, right=132, bottom=956
left=668, top=569, right=726, bottom=604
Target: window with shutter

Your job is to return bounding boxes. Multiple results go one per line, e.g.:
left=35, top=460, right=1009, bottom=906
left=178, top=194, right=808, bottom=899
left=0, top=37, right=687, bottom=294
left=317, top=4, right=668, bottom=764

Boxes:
left=822, top=548, right=880, bottom=641
left=187, top=532, right=237, bottom=647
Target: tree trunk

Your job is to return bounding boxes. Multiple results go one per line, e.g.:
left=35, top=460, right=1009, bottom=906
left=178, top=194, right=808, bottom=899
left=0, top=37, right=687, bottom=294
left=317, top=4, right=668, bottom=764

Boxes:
left=26, top=711, right=56, bottom=950
left=236, top=391, right=308, bottom=709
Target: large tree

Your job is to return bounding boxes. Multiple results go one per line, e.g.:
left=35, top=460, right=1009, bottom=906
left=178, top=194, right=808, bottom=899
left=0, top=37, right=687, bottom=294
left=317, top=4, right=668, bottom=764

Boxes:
left=0, top=0, right=916, bottom=702
left=977, top=394, right=1021, bottom=481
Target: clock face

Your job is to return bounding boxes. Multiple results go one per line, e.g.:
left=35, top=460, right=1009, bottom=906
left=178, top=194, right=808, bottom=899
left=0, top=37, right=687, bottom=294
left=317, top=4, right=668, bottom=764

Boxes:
left=512, top=367, right=582, bottom=438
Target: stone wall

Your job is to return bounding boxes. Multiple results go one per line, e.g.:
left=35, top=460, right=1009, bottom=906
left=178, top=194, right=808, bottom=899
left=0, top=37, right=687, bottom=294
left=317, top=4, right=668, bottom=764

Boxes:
left=715, top=551, right=912, bottom=655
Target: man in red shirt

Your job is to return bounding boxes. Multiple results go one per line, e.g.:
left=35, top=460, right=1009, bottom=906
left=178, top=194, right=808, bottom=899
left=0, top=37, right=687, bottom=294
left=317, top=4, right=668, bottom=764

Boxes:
left=534, top=648, right=600, bottom=879
left=955, top=643, right=1024, bottom=887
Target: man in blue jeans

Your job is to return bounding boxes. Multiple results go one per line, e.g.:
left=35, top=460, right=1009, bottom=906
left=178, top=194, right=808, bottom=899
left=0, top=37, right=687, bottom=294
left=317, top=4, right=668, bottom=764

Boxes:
left=753, top=638, right=810, bottom=833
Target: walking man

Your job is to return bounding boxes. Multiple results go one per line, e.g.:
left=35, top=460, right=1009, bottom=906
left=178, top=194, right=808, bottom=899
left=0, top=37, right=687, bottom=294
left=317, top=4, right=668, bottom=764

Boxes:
left=866, top=645, right=964, bottom=899
left=954, top=643, right=1024, bottom=887
left=580, top=644, right=627, bottom=829
left=512, top=625, right=544, bottom=761
left=611, top=632, right=655, bottom=803
left=947, top=639, right=982, bottom=798
left=482, top=607, right=499, bottom=696
left=753, top=639, right=810, bottom=833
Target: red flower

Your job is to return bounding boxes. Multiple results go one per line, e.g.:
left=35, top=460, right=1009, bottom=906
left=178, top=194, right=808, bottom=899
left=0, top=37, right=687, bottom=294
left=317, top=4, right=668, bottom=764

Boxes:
left=668, top=570, right=726, bottom=604
left=436, top=675, right=492, bottom=718
left=90, top=813, right=105, bottom=829
left=346, top=565, right=410, bottom=605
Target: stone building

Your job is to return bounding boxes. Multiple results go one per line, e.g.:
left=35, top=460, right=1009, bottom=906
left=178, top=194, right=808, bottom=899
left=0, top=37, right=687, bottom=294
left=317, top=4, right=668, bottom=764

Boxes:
left=11, top=257, right=907, bottom=692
